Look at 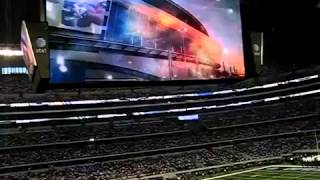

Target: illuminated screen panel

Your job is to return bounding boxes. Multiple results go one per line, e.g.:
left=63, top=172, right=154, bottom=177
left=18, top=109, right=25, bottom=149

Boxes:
left=46, top=0, right=108, bottom=34
left=47, top=0, right=245, bottom=84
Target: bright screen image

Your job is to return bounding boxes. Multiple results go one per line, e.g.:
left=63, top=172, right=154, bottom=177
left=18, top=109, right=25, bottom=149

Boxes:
left=47, top=0, right=108, bottom=34
left=47, top=0, right=245, bottom=83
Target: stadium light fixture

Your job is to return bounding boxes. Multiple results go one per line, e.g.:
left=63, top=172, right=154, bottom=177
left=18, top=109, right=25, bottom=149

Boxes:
left=0, top=49, right=23, bottom=57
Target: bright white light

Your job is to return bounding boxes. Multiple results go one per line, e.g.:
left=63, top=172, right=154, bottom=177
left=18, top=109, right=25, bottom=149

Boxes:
left=178, top=114, right=199, bottom=121
left=89, top=138, right=95, bottom=142
left=106, top=75, right=113, bottom=80
left=228, top=9, right=234, bottom=14
left=16, top=119, right=49, bottom=124
left=13, top=116, right=95, bottom=124
left=0, top=49, right=23, bottom=57
left=97, top=114, right=127, bottom=119
left=303, top=155, right=320, bottom=162
left=70, top=100, right=107, bottom=105
left=46, top=2, right=54, bottom=12
left=264, top=97, right=280, bottom=102
left=10, top=103, right=32, bottom=107
left=59, top=65, right=68, bottom=73
left=57, top=56, right=65, bottom=65
left=223, top=49, right=229, bottom=54
left=57, top=55, right=67, bottom=72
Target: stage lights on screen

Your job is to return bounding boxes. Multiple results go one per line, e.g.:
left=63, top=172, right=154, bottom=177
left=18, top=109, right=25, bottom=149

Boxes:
left=106, top=74, right=113, bottom=80
left=46, top=0, right=246, bottom=81
left=227, top=9, right=234, bottom=14
left=57, top=55, right=68, bottom=73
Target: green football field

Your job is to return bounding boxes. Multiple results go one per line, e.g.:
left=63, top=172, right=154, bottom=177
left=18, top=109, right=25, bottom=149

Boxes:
left=204, top=167, right=320, bottom=180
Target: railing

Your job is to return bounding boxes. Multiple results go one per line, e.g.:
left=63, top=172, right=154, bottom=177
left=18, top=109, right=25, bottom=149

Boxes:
left=49, top=32, right=218, bottom=68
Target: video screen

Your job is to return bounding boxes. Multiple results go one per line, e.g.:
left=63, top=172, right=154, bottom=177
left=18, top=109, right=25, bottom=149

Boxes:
left=47, top=0, right=108, bottom=34
left=47, top=0, right=245, bottom=83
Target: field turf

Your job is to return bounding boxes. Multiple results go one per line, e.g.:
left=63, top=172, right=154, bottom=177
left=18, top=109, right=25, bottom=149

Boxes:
left=204, top=167, right=320, bottom=180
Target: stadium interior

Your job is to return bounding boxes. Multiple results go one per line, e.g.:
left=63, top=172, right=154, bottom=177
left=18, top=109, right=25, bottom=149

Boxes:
left=0, top=0, right=320, bottom=179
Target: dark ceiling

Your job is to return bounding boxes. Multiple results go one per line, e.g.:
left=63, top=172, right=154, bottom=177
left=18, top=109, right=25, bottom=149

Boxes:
left=242, top=0, right=320, bottom=30
left=0, top=0, right=318, bottom=41
left=241, top=0, right=320, bottom=67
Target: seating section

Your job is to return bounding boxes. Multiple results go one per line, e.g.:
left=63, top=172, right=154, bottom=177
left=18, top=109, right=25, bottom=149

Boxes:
left=1, top=136, right=315, bottom=179
left=0, top=70, right=320, bottom=179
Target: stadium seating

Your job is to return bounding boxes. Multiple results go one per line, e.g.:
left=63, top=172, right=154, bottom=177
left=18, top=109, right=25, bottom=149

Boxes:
left=0, top=69, right=320, bottom=179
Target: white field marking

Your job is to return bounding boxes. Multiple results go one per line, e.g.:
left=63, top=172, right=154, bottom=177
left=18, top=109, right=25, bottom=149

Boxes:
left=202, top=165, right=303, bottom=180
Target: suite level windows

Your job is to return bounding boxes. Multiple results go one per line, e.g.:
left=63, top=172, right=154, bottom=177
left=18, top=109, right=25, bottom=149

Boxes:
left=1, top=67, right=28, bottom=75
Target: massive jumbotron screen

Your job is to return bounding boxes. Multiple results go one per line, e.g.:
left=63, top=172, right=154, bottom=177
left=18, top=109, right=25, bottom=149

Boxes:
left=47, top=0, right=245, bottom=83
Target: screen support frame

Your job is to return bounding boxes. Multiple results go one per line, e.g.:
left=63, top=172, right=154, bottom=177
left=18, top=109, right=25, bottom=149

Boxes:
left=40, top=0, right=47, bottom=22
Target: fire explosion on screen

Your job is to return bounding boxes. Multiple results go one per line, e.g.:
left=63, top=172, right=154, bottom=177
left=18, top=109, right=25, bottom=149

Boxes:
left=47, top=0, right=245, bottom=83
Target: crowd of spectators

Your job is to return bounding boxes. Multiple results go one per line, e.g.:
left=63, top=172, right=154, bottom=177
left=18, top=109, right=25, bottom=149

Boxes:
left=177, top=136, right=316, bottom=180
left=0, top=66, right=319, bottom=179
left=0, top=114, right=319, bottom=168
left=0, top=120, right=186, bottom=147
left=202, top=98, right=317, bottom=128
left=1, top=135, right=316, bottom=180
